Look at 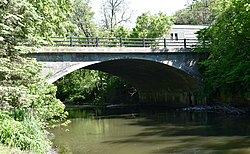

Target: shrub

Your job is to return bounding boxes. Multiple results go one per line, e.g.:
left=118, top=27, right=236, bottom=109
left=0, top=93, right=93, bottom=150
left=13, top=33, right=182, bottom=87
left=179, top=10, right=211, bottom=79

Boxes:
left=0, top=111, right=51, bottom=153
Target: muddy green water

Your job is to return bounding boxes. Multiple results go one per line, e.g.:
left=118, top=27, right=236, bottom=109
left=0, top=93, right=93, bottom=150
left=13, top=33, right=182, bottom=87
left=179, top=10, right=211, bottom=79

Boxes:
left=51, top=109, right=250, bottom=154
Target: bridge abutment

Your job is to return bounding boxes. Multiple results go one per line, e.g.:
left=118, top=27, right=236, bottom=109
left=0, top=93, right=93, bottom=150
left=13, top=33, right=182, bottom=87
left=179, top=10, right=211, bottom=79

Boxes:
left=139, top=91, right=187, bottom=107
left=138, top=90, right=206, bottom=107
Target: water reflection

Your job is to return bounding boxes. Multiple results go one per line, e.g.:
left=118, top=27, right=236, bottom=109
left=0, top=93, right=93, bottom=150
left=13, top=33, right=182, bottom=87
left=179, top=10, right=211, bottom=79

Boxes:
left=51, top=109, right=250, bottom=154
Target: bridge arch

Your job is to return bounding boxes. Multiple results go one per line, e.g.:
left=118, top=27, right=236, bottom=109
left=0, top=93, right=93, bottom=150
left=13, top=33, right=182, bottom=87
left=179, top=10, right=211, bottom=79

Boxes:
left=85, top=59, right=201, bottom=107
left=28, top=47, right=207, bottom=107
left=45, top=58, right=201, bottom=107
left=45, top=57, right=199, bottom=87
left=45, top=61, right=101, bottom=83
left=84, top=59, right=200, bottom=91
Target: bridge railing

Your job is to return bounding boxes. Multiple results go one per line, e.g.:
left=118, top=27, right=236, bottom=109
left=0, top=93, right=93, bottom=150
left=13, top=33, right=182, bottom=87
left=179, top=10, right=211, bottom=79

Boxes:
left=48, top=37, right=199, bottom=48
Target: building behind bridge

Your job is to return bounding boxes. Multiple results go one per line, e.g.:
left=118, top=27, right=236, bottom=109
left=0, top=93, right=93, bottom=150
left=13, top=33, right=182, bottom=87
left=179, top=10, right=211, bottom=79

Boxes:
left=168, top=25, right=207, bottom=40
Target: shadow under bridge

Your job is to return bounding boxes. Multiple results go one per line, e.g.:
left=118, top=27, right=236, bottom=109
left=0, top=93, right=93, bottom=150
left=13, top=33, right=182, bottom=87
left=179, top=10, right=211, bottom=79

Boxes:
left=84, top=59, right=202, bottom=108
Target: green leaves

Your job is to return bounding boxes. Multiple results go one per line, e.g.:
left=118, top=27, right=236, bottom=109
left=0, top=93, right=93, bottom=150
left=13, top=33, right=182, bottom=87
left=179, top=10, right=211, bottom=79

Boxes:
left=131, top=12, right=173, bottom=38
left=0, top=0, right=75, bottom=152
left=55, top=69, right=135, bottom=105
left=0, top=56, right=68, bottom=152
left=0, top=112, right=51, bottom=153
left=173, top=0, right=214, bottom=25
left=56, top=70, right=106, bottom=104
left=0, top=0, right=75, bottom=56
left=71, top=0, right=96, bottom=37
left=196, top=0, right=250, bottom=103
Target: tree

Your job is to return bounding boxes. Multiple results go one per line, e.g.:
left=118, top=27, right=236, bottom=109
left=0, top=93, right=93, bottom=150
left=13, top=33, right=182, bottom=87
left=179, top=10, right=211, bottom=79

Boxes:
left=131, top=12, right=173, bottom=38
left=173, top=0, right=214, bottom=25
left=0, top=0, right=74, bottom=53
left=71, top=0, right=97, bottom=37
left=100, top=0, right=132, bottom=36
left=196, top=0, right=250, bottom=104
left=0, top=0, right=74, bottom=152
left=113, top=26, right=131, bottom=38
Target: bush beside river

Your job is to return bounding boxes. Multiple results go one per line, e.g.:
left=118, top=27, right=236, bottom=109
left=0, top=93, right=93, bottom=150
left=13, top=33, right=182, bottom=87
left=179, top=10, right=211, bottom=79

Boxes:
left=1, top=0, right=71, bottom=152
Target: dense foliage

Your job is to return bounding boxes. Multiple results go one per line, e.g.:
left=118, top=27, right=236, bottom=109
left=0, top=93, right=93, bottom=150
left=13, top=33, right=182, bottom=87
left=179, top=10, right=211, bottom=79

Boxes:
left=131, top=12, right=173, bottom=38
left=55, top=69, right=138, bottom=105
left=196, top=0, right=250, bottom=104
left=0, top=0, right=73, bottom=153
left=173, top=0, right=214, bottom=25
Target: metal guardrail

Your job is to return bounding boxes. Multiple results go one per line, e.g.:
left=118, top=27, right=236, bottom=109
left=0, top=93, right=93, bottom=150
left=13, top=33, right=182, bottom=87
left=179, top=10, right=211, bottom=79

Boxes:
left=50, top=37, right=199, bottom=48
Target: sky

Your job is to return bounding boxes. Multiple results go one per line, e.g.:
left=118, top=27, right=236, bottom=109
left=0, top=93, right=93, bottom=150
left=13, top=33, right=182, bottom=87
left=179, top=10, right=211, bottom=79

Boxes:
left=91, top=0, right=189, bottom=27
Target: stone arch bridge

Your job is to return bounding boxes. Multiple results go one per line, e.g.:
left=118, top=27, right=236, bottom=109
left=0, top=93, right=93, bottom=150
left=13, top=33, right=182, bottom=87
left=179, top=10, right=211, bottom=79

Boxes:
left=28, top=47, right=207, bottom=107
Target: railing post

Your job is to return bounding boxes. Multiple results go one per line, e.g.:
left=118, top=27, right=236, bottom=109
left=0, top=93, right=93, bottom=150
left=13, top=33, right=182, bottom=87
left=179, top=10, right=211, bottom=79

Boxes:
left=164, top=38, right=166, bottom=48
left=120, top=38, right=123, bottom=47
left=96, top=37, right=99, bottom=47
left=143, top=38, right=145, bottom=47
left=184, top=38, right=187, bottom=48
left=69, top=36, right=73, bottom=46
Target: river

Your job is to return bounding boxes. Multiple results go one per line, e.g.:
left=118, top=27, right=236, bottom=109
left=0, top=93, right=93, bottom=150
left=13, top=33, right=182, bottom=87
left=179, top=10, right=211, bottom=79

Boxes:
left=50, top=107, right=250, bottom=154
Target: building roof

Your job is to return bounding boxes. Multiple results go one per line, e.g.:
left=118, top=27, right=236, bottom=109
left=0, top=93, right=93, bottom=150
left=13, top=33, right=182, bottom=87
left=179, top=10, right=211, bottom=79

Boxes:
left=172, top=25, right=208, bottom=29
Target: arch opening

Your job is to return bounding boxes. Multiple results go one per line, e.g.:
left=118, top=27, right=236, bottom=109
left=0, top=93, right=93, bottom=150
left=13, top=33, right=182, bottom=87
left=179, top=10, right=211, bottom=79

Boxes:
left=83, top=59, right=202, bottom=107
left=54, top=68, right=139, bottom=108
left=52, top=59, right=203, bottom=108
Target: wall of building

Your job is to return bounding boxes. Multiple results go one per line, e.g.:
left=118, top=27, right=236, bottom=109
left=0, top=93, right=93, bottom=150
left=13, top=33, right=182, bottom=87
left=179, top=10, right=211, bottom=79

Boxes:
left=168, top=25, right=207, bottom=40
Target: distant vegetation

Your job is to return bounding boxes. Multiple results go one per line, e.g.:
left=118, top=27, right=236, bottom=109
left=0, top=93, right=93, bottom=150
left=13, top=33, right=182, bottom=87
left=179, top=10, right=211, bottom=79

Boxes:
left=173, top=0, right=214, bottom=25
left=55, top=70, right=138, bottom=106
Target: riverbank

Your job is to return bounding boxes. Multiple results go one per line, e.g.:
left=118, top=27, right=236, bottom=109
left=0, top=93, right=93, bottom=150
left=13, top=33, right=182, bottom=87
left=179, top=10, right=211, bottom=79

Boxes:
left=65, top=102, right=249, bottom=119
left=178, top=103, right=249, bottom=115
